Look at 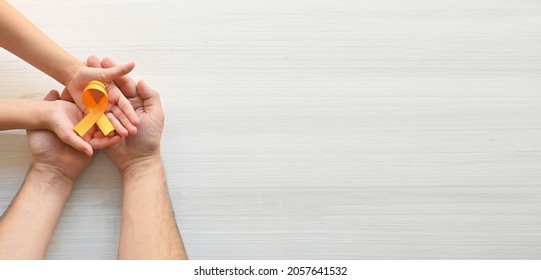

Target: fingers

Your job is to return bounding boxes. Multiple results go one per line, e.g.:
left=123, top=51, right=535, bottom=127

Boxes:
left=42, top=90, right=92, bottom=155
left=106, top=111, right=129, bottom=137
left=59, top=130, right=94, bottom=156
left=44, top=90, right=60, bottom=101
left=87, top=55, right=102, bottom=68
left=136, top=80, right=165, bottom=125
left=100, top=57, right=140, bottom=128
left=102, top=57, right=138, bottom=98
left=136, top=79, right=160, bottom=101
left=60, top=87, right=74, bottom=102
left=111, top=105, right=137, bottom=135
left=42, top=85, right=120, bottom=154
left=85, top=55, right=139, bottom=135
left=88, top=133, right=121, bottom=149
left=136, top=80, right=163, bottom=115
left=98, top=57, right=141, bottom=131
left=81, top=126, right=96, bottom=143
left=101, top=60, right=135, bottom=82
left=106, top=91, right=139, bottom=134
left=81, top=125, right=121, bottom=150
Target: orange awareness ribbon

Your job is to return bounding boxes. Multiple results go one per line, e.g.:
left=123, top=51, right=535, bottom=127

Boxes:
left=73, top=80, right=114, bottom=137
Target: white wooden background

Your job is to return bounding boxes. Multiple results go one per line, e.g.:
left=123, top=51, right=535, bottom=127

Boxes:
left=1, top=0, right=541, bottom=259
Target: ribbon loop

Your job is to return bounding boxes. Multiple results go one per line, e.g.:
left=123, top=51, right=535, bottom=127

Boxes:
left=73, top=80, right=114, bottom=137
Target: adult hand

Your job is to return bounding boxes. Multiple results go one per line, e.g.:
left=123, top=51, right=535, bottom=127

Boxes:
left=87, top=57, right=186, bottom=260
left=28, top=90, right=121, bottom=184
left=63, top=59, right=140, bottom=137
left=85, top=56, right=164, bottom=173
left=0, top=91, right=122, bottom=259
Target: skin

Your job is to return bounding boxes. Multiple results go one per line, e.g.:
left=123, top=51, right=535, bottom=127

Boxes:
left=0, top=0, right=140, bottom=137
left=0, top=56, right=185, bottom=259
left=0, top=97, right=120, bottom=156
left=0, top=91, right=119, bottom=259
left=87, top=56, right=187, bottom=259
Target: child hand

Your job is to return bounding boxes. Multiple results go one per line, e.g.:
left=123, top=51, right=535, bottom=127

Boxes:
left=63, top=57, right=140, bottom=137
left=43, top=89, right=122, bottom=156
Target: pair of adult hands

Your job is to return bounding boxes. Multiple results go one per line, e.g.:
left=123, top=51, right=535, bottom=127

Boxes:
left=29, top=56, right=164, bottom=185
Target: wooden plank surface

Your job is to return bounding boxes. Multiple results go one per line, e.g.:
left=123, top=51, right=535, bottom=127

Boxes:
left=1, top=0, right=541, bottom=259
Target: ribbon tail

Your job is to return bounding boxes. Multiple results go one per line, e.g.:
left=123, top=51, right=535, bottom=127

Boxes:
left=74, top=112, right=100, bottom=137
left=96, top=114, right=114, bottom=136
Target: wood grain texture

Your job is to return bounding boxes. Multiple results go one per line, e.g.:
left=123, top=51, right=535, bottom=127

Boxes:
left=1, top=0, right=541, bottom=259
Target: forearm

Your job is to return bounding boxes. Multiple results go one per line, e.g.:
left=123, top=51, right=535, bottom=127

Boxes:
left=118, top=156, right=187, bottom=259
left=0, top=0, right=82, bottom=85
left=0, top=99, right=50, bottom=131
left=0, top=163, right=73, bottom=259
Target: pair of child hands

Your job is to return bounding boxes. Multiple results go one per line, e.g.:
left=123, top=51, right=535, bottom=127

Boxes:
left=45, top=56, right=140, bottom=156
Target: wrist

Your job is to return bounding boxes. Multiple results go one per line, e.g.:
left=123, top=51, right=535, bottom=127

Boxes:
left=63, top=61, right=85, bottom=86
left=40, top=101, right=55, bottom=130
left=27, top=162, right=75, bottom=194
left=8, top=99, right=53, bottom=130
left=120, top=153, right=163, bottom=179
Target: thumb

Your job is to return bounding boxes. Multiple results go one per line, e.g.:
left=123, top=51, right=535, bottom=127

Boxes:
left=136, top=79, right=160, bottom=100
left=100, top=61, right=135, bottom=81
left=44, top=90, right=61, bottom=101
left=60, top=87, right=74, bottom=102
left=136, top=79, right=164, bottom=113
left=136, top=79, right=164, bottom=125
